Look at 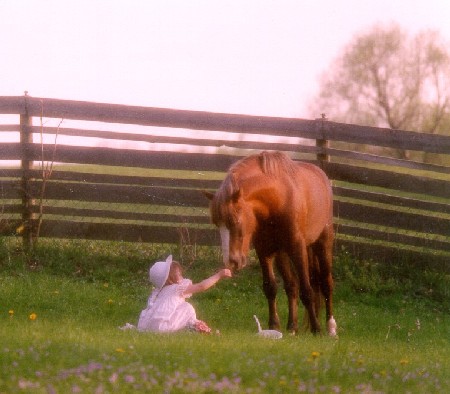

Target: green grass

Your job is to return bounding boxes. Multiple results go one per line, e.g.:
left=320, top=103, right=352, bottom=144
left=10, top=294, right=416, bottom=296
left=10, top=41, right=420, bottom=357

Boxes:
left=0, top=238, right=449, bottom=393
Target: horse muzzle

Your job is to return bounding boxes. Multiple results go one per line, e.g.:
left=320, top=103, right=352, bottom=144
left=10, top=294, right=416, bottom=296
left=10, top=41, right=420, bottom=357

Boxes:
left=228, top=254, right=247, bottom=272
left=219, top=225, right=247, bottom=271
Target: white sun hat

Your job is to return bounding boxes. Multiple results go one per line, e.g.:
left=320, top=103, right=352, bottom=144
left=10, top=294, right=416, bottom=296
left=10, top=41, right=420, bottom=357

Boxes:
left=149, top=255, right=173, bottom=289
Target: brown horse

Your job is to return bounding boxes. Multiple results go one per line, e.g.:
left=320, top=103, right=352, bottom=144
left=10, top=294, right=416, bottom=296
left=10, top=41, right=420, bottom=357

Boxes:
left=204, top=151, right=337, bottom=335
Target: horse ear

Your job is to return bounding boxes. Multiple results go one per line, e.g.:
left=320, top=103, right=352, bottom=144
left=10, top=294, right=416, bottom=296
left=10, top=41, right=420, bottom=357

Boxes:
left=202, top=190, right=215, bottom=201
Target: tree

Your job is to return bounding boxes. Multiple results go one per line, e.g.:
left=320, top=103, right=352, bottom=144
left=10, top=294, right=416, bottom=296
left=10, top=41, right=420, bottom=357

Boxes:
left=310, top=24, right=450, bottom=159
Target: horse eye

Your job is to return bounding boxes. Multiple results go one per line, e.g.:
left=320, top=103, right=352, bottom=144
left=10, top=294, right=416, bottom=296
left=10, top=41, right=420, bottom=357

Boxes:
left=232, top=211, right=241, bottom=225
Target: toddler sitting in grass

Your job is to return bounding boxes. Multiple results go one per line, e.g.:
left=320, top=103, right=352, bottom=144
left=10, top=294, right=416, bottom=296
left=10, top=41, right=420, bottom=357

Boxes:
left=134, top=255, right=231, bottom=333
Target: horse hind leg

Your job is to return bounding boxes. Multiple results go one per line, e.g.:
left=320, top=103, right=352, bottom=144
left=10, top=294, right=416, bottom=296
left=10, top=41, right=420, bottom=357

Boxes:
left=309, top=246, right=322, bottom=317
left=300, top=246, right=321, bottom=333
left=313, top=228, right=337, bottom=337
left=300, top=282, right=321, bottom=335
left=292, top=238, right=321, bottom=334
left=275, top=252, right=299, bottom=334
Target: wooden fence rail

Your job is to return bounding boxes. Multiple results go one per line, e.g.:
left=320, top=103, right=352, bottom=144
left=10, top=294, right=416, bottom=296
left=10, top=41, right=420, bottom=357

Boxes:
left=1, top=95, right=449, bottom=267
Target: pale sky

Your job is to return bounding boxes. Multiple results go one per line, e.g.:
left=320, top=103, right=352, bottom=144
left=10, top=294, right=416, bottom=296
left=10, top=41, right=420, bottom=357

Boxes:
left=1, top=0, right=450, bottom=119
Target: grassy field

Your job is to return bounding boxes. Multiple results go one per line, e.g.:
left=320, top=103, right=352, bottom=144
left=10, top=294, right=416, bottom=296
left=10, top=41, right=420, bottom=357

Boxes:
left=0, top=238, right=449, bottom=393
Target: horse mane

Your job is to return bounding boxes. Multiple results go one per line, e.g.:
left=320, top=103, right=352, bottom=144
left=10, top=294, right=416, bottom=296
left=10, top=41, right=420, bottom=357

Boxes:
left=230, top=151, right=297, bottom=179
left=258, top=151, right=297, bottom=177
left=210, top=151, right=296, bottom=223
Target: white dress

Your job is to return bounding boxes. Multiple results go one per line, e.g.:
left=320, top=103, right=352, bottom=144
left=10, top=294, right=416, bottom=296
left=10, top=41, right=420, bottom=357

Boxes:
left=137, top=279, right=197, bottom=332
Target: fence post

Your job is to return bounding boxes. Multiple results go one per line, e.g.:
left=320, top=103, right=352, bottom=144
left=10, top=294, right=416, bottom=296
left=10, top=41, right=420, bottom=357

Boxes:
left=20, top=92, right=34, bottom=250
left=315, top=113, right=329, bottom=169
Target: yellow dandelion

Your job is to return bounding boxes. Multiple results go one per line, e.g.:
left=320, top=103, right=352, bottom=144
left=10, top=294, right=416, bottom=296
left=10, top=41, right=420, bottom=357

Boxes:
left=29, top=313, right=37, bottom=321
left=108, top=299, right=114, bottom=304
left=9, top=310, right=14, bottom=316
left=115, top=348, right=126, bottom=353
left=311, top=351, right=320, bottom=359
left=400, top=358, right=409, bottom=365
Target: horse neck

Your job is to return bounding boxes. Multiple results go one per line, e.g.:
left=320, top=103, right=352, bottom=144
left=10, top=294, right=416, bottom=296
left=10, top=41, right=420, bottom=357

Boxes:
left=241, top=175, right=284, bottom=217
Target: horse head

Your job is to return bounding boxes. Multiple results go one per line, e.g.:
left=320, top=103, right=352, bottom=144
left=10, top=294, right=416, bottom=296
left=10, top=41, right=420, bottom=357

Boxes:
left=204, top=185, right=257, bottom=272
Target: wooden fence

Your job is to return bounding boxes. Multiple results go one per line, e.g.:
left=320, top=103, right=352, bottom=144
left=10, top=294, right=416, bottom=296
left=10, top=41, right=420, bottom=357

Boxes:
left=1, top=95, right=449, bottom=266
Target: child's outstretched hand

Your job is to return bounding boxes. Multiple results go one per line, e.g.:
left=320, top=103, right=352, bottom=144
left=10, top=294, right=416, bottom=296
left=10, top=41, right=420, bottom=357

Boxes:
left=186, top=268, right=233, bottom=295
left=220, top=269, right=232, bottom=279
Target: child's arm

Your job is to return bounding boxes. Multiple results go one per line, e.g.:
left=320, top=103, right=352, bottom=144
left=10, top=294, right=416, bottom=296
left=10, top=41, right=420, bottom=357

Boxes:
left=184, top=269, right=232, bottom=295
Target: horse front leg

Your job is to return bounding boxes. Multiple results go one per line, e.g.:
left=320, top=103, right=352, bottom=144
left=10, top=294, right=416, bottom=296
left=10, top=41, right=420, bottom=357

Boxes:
left=275, top=252, right=299, bottom=334
left=258, top=252, right=280, bottom=330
